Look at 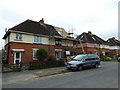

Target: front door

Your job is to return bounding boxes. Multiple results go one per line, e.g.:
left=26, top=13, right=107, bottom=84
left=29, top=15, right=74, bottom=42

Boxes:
left=14, top=52, right=21, bottom=64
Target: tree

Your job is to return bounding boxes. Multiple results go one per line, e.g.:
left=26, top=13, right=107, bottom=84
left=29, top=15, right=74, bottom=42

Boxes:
left=35, top=48, right=48, bottom=61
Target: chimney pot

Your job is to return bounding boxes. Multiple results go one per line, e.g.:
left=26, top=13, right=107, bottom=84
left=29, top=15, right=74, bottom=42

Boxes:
left=39, top=18, right=44, bottom=24
left=112, top=37, right=115, bottom=39
left=88, top=31, right=92, bottom=34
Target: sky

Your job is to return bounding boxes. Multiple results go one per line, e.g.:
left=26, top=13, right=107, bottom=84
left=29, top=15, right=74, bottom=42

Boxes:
left=0, top=0, right=119, bottom=49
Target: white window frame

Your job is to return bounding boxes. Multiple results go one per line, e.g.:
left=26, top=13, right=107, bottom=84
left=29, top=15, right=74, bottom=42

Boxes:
left=34, top=36, right=41, bottom=43
left=94, top=43, right=97, bottom=48
left=33, top=48, right=39, bottom=60
left=16, top=33, right=22, bottom=40
left=94, top=50, right=98, bottom=55
left=102, top=45, right=105, bottom=48
left=55, top=51, right=62, bottom=60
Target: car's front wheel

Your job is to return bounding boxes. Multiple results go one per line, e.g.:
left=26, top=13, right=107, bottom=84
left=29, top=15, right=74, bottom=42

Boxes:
left=78, top=65, right=83, bottom=71
left=94, top=63, right=99, bottom=68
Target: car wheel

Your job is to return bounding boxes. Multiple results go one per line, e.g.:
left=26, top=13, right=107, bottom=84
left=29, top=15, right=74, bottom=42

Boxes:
left=94, top=63, right=99, bottom=68
left=78, top=65, right=83, bottom=71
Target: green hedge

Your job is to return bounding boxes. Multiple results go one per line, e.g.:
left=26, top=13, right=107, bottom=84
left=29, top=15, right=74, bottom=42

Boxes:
left=105, top=57, right=113, bottom=61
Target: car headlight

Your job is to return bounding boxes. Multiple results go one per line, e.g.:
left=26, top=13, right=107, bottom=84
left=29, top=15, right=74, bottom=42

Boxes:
left=71, top=64, right=77, bottom=67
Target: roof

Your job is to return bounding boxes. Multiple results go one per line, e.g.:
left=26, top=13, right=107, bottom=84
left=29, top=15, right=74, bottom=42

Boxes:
left=54, top=26, right=70, bottom=38
left=76, top=32, right=107, bottom=44
left=107, top=37, right=120, bottom=46
left=3, top=19, right=61, bottom=39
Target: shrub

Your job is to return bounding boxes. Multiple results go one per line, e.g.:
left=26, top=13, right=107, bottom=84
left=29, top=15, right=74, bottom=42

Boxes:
left=48, top=55, right=56, bottom=61
left=35, top=48, right=48, bottom=60
left=105, top=57, right=113, bottom=61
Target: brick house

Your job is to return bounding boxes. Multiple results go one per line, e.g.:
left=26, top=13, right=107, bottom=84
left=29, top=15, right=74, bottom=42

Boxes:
left=3, top=19, right=76, bottom=64
left=107, top=37, right=120, bottom=58
left=74, top=31, right=110, bottom=57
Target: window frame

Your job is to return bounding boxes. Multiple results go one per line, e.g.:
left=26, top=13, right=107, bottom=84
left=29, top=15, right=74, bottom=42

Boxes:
left=55, top=39, right=62, bottom=46
left=34, top=36, right=41, bottom=43
left=16, top=33, right=22, bottom=40
left=55, top=51, right=62, bottom=60
left=94, top=43, right=97, bottom=48
left=32, top=48, right=39, bottom=60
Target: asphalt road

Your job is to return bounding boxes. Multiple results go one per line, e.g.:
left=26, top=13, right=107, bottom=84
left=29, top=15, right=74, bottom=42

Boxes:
left=3, top=61, right=118, bottom=88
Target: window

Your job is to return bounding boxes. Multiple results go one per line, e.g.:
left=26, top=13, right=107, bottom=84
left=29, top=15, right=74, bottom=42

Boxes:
left=33, top=49, right=38, bottom=60
left=102, top=45, right=105, bottom=48
left=86, top=55, right=99, bottom=61
left=94, top=50, right=98, bottom=55
left=55, top=51, right=62, bottom=60
left=34, top=36, right=41, bottom=43
left=16, top=33, right=22, bottom=40
left=88, top=51, right=92, bottom=54
left=73, top=55, right=86, bottom=61
left=94, top=43, right=97, bottom=48
left=55, top=40, right=62, bottom=46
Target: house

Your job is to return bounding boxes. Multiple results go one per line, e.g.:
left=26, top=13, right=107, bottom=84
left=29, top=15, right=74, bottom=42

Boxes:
left=74, top=31, right=110, bottom=56
left=3, top=18, right=76, bottom=64
left=107, top=37, right=120, bottom=58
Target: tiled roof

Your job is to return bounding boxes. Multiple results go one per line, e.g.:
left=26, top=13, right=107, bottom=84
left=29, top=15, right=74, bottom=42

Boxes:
left=76, top=32, right=107, bottom=44
left=107, top=37, right=120, bottom=46
left=4, top=19, right=61, bottom=38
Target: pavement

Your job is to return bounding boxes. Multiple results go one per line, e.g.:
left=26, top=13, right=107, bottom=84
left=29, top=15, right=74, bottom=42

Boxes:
left=2, top=61, right=118, bottom=86
left=2, top=66, right=66, bottom=85
left=2, top=61, right=118, bottom=88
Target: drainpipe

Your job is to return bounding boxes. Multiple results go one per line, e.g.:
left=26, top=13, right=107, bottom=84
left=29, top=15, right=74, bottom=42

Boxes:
left=7, top=32, right=10, bottom=64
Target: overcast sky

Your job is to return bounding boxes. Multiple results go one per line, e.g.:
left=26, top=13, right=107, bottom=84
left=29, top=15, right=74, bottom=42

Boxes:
left=0, top=0, right=119, bottom=49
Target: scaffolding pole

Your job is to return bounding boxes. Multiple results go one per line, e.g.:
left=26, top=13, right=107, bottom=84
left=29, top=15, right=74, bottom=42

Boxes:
left=79, top=39, right=85, bottom=54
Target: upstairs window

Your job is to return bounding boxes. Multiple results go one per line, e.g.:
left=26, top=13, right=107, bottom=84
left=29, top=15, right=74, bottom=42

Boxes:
left=34, top=36, right=41, bottom=43
left=94, top=43, right=97, bottom=48
left=55, top=40, right=62, bottom=46
left=102, top=45, right=105, bottom=48
left=16, top=33, right=22, bottom=40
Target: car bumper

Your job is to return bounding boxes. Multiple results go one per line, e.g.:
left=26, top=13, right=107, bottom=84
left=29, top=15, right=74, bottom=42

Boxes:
left=66, top=65, right=78, bottom=70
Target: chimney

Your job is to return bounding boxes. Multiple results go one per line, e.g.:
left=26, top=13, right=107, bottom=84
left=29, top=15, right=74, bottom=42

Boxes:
left=39, top=18, right=44, bottom=25
left=112, top=37, right=115, bottom=39
left=88, top=31, right=92, bottom=34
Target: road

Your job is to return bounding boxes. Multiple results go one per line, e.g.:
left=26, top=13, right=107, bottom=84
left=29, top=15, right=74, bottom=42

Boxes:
left=3, top=61, right=118, bottom=88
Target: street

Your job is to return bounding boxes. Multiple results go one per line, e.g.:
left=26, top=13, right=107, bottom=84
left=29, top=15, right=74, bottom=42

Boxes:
left=3, top=61, right=118, bottom=88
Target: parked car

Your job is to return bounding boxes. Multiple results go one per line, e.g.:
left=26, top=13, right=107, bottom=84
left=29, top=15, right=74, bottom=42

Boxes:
left=118, top=57, right=120, bottom=62
left=66, top=54, right=100, bottom=71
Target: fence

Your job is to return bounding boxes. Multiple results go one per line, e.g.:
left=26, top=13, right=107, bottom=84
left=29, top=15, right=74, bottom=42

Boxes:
left=2, top=60, right=65, bottom=72
left=29, top=60, right=65, bottom=70
left=2, top=63, right=22, bottom=73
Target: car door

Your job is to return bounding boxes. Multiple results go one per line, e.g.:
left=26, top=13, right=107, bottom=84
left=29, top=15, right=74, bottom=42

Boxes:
left=89, top=55, right=96, bottom=66
left=83, top=56, right=92, bottom=67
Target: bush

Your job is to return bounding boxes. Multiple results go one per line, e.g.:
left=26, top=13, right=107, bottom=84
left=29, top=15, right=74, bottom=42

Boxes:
left=48, top=55, right=56, bottom=61
left=105, top=57, right=113, bottom=61
left=35, top=48, right=48, bottom=60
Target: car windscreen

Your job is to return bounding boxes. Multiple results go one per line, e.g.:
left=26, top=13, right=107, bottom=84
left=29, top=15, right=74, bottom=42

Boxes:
left=72, top=55, right=86, bottom=61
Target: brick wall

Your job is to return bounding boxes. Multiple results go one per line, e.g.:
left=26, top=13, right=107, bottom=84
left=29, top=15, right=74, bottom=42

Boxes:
left=5, top=42, right=75, bottom=64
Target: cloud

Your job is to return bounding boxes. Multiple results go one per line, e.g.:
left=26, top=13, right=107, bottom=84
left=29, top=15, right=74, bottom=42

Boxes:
left=0, top=0, right=119, bottom=49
